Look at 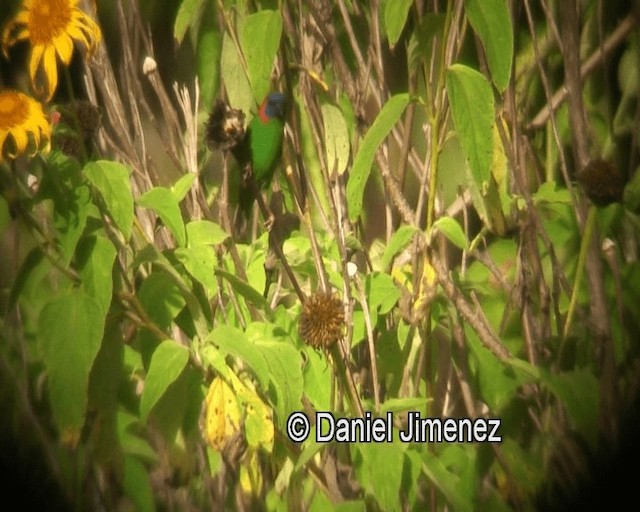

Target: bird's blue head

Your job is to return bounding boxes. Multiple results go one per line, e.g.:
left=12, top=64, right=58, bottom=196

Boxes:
left=258, top=92, right=286, bottom=122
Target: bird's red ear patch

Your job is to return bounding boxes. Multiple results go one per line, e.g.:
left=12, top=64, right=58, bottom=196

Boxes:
left=257, top=98, right=270, bottom=123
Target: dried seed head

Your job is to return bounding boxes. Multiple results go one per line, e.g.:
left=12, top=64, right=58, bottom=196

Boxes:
left=71, top=100, right=101, bottom=139
left=577, top=159, right=624, bottom=207
left=299, top=292, right=344, bottom=350
left=205, top=100, right=246, bottom=151
left=53, top=100, right=101, bottom=157
left=56, top=134, right=82, bottom=158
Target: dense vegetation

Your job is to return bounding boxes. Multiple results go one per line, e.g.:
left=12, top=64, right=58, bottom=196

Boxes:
left=1, top=0, right=639, bottom=510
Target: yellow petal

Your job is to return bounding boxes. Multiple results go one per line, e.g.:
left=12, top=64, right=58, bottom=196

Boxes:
left=1, top=10, right=29, bottom=45
left=54, top=34, right=74, bottom=64
left=42, top=45, right=59, bottom=100
left=66, top=24, right=91, bottom=50
left=11, top=28, right=30, bottom=43
left=1, top=21, right=18, bottom=55
left=14, top=10, right=30, bottom=25
left=29, top=45, right=45, bottom=83
left=2, top=28, right=29, bottom=56
left=11, top=126, right=29, bottom=154
left=0, top=91, right=50, bottom=160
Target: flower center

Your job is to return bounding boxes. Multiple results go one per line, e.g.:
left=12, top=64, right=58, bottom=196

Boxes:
left=28, top=0, right=73, bottom=45
left=0, top=92, right=29, bottom=129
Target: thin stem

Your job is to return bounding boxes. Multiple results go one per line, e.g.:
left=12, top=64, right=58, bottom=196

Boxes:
left=354, top=275, right=380, bottom=412
left=251, top=180, right=307, bottom=303
left=562, top=206, right=596, bottom=341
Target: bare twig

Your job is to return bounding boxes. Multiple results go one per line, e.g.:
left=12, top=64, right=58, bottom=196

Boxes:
left=431, top=252, right=512, bottom=361
left=528, top=13, right=637, bottom=130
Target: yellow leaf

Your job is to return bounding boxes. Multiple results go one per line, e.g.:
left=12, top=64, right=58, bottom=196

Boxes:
left=412, top=259, right=437, bottom=314
left=239, top=449, right=263, bottom=496
left=204, top=376, right=241, bottom=451
left=228, top=372, right=275, bottom=453
left=391, top=264, right=413, bottom=293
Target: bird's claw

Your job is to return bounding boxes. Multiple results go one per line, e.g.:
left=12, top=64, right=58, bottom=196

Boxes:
left=264, top=214, right=275, bottom=232
left=241, top=164, right=253, bottom=186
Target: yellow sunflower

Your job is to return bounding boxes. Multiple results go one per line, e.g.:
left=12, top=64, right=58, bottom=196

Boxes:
left=2, top=0, right=102, bottom=101
left=0, top=90, right=51, bottom=162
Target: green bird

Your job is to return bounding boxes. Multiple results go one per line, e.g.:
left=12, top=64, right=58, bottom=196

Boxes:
left=232, top=92, right=286, bottom=227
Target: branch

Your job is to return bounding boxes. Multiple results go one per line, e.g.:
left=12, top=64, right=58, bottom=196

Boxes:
left=528, top=13, right=637, bottom=131
left=431, top=252, right=511, bottom=361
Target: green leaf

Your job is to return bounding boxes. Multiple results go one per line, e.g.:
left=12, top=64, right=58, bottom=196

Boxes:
left=117, top=410, right=158, bottom=463
left=200, top=346, right=232, bottom=380
left=175, top=245, right=218, bottom=298
left=466, top=327, right=532, bottom=411
left=617, top=43, right=640, bottom=96
left=215, top=268, right=269, bottom=311
left=123, top=455, right=156, bottom=512
left=8, top=248, right=50, bottom=310
left=84, top=160, right=134, bottom=241
left=465, top=0, right=513, bottom=92
left=432, top=216, right=469, bottom=250
left=171, top=173, right=196, bottom=202
left=174, top=0, right=207, bottom=45
left=221, top=31, right=254, bottom=116
left=366, top=272, right=401, bottom=314
left=254, top=338, right=303, bottom=428
left=321, top=103, right=350, bottom=176
left=197, top=19, right=221, bottom=108
left=38, top=289, right=105, bottom=444
left=379, top=397, right=431, bottom=414
left=384, top=0, right=413, bottom=47
left=408, top=14, right=445, bottom=73
left=230, top=371, right=274, bottom=451
left=353, top=442, right=405, bottom=512
left=76, top=235, right=117, bottom=315
left=298, top=91, right=331, bottom=217
left=421, top=452, right=473, bottom=512
left=302, top=347, right=332, bottom=411
left=241, top=10, right=283, bottom=104
left=438, top=445, right=477, bottom=508
left=89, top=327, right=123, bottom=414
left=147, top=366, right=194, bottom=442
left=186, top=220, right=229, bottom=246
left=137, top=186, right=186, bottom=247
left=351, top=309, right=366, bottom=346
left=381, top=225, right=418, bottom=269
left=504, top=356, right=540, bottom=380
left=54, top=184, right=90, bottom=264
left=135, top=244, right=209, bottom=339
left=206, top=325, right=270, bottom=391
left=498, top=439, right=544, bottom=497
left=533, top=181, right=573, bottom=206
left=88, top=328, right=124, bottom=463
left=347, top=94, right=410, bottom=221
left=138, top=271, right=186, bottom=328
left=541, top=368, right=600, bottom=450
left=293, top=426, right=323, bottom=470
left=140, top=340, right=190, bottom=423
left=446, top=64, right=494, bottom=191
left=182, top=367, right=205, bottom=436
left=334, top=502, right=366, bottom=512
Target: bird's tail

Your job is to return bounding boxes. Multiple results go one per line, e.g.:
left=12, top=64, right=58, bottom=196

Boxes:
left=234, top=181, right=255, bottom=236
